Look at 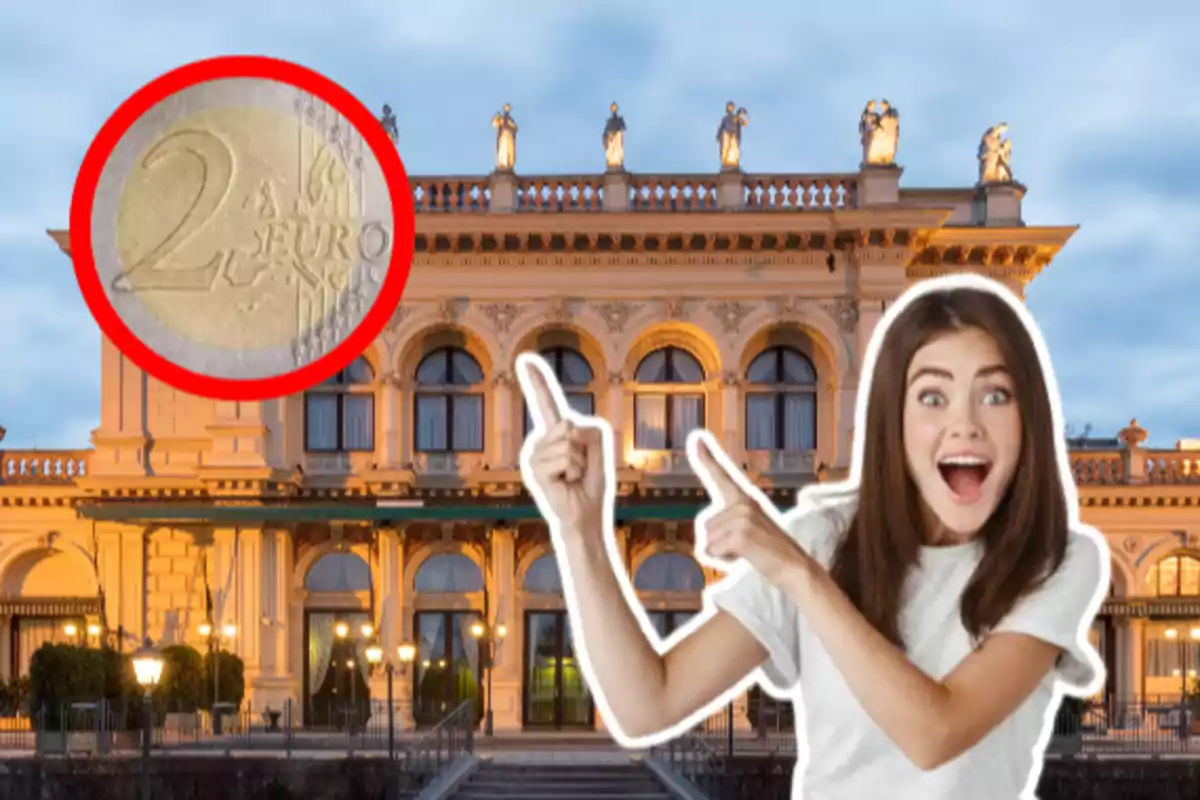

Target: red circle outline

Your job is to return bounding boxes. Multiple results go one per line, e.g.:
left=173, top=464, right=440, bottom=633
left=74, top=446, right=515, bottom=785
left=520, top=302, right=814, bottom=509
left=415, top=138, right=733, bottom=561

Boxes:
left=69, top=55, right=416, bottom=401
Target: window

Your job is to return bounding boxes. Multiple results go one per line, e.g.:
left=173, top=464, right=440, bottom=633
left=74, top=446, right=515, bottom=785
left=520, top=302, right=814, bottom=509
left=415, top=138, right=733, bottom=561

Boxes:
left=414, top=348, right=485, bottom=452
left=745, top=346, right=817, bottom=451
left=304, top=357, right=375, bottom=452
left=523, top=555, right=563, bottom=594
left=633, top=346, right=705, bottom=450
left=523, top=347, right=595, bottom=434
left=1147, top=553, right=1200, bottom=597
left=414, top=553, right=484, bottom=593
left=633, top=553, right=706, bottom=592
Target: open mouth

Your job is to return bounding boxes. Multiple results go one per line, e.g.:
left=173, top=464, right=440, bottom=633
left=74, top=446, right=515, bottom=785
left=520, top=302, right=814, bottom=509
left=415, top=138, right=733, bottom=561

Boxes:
left=937, top=455, right=992, bottom=503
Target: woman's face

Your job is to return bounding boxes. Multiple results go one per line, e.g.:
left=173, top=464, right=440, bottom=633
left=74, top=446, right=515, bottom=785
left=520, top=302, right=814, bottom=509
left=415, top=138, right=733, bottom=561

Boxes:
left=902, top=326, right=1022, bottom=542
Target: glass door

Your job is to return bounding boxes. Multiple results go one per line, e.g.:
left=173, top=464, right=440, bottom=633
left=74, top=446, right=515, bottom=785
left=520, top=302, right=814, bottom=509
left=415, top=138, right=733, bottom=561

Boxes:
left=412, top=610, right=483, bottom=727
left=524, top=610, right=594, bottom=728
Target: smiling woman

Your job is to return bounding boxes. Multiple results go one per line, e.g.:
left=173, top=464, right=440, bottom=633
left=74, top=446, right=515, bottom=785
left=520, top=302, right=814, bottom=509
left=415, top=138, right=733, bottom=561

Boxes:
left=516, top=274, right=1109, bottom=800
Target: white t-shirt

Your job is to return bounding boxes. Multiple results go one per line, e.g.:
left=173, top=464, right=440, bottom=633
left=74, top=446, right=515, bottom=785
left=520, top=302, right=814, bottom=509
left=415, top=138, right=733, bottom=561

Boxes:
left=712, top=490, right=1106, bottom=800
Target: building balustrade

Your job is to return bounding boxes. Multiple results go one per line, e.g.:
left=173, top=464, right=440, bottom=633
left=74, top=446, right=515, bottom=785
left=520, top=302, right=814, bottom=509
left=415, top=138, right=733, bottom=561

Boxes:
left=409, top=171, right=859, bottom=214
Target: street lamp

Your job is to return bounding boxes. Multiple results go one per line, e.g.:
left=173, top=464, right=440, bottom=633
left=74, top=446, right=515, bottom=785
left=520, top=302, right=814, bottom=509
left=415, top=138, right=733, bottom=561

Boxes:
left=199, top=619, right=236, bottom=734
left=366, top=639, right=415, bottom=800
left=132, top=639, right=163, bottom=781
left=469, top=620, right=506, bottom=736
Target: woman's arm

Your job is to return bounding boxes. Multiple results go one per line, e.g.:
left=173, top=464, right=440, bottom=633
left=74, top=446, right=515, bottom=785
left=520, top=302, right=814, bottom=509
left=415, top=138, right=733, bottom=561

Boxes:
left=779, top=561, right=1059, bottom=770
left=559, top=519, right=769, bottom=741
left=692, top=435, right=1093, bottom=771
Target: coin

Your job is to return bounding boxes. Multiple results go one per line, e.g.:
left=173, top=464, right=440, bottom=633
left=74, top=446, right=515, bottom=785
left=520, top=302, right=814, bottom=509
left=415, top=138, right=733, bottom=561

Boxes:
left=87, top=75, right=395, bottom=382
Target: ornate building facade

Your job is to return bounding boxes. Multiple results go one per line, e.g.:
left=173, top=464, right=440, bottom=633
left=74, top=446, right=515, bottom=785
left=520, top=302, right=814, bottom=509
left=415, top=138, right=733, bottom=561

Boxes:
left=1, top=106, right=1199, bottom=732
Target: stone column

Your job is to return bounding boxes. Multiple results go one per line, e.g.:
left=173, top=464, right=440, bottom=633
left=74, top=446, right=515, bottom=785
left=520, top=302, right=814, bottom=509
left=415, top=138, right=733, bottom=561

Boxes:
left=371, top=528, right=408, bottom=725
left=607, top=373, right=626, bottom=465
left=381, top=381, right=399, bottom=467
left=720, top=376, right=740, bottom=461
left=489, top=527, right=521, bottom=730
left=121, top=528, right=148, bottom=645
left=236, top=530, right=265, bottom=702
left=1128, top=618, right=1145, bottom=703
left=492, top=371, right=515, bottom=468
left=250, top=529, right=295, bottom=712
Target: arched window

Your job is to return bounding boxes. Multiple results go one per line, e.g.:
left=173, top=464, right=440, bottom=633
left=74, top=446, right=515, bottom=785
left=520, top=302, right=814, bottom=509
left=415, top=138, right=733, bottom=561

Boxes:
left=1147, top=553, right=1200, bottom=597
left=523, top=347, right=595, bottom=434
left=414, top=348, right=484, bottom=452
left=633, top=346, right=705, bottom=450
left=414, top=553, right=484, bottom=593
left=305, top=357, right=375, bottom=452
left=745, top=346, right=817, bottom=451
left=306, top=552, right=372, bottom=592
left=523, top=555, right=563, bottom=594
left=634, top=553, right=706, bottom=592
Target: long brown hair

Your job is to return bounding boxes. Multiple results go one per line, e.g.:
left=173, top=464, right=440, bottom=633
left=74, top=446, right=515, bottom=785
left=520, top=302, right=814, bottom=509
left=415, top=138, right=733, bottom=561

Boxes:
left=827, top=286, right=1070, bottom=648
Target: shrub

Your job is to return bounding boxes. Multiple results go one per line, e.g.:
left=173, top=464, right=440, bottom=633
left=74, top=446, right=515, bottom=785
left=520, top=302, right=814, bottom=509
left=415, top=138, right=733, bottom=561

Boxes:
left=201, top=650, right=246, bottom=710
left=155, top=644, right=206, bottom=712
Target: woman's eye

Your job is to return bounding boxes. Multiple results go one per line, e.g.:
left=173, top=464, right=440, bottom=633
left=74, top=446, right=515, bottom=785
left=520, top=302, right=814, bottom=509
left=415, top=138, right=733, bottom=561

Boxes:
left=917, top=390, right=944, bottom=406
left=982, top=388, right=1012, bottom=405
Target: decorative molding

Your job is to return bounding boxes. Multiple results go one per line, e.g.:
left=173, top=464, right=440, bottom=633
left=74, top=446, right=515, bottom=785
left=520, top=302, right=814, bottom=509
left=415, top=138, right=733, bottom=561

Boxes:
left=435, top=297, right=460, bottom=322
left=709, top=300, right=755, bottom=335
left=592, top=301, right=641, bottom=334
left=387, top=303, right=409, bottom=332
left=607, top=369, right=628, bottom=387
left=770, top=295, right=800, bottom=321
left=545, top=296, right=574, bottom=323
left=663, top=297, right=687, bottom=320
left=480, top=301, right=524, bottom=334
left=720, top=369, right=741, bottom=388
left=493, top=370, right=515, bottom=389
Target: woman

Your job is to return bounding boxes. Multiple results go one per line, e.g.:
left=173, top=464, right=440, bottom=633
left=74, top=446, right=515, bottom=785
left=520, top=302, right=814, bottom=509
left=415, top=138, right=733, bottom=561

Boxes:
left=516, top=276, right=1108, bottom=799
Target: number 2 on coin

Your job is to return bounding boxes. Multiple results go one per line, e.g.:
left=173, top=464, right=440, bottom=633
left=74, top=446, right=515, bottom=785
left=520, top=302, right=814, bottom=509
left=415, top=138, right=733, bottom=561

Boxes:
left=112, top=129, right=234, bottom=292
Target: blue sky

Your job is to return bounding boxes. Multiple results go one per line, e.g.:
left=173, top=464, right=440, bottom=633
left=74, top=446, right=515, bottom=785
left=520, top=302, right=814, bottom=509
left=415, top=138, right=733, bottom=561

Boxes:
left=1, top=0, right=1197, bottom=449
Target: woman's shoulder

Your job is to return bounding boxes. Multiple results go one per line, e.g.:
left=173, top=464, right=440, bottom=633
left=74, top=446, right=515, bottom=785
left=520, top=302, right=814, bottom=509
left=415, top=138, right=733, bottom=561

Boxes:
left=782, top=485, right=858, bottom=566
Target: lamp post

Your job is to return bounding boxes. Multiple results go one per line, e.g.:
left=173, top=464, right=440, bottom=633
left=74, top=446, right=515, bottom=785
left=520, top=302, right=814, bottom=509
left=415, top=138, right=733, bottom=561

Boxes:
left=132, top=638, right=164, bottom=800
left=469, top=620, right=506, bottom=736
left=199, top=620, right=236, bottom=734
left=367, top=640, right=415, bottom=800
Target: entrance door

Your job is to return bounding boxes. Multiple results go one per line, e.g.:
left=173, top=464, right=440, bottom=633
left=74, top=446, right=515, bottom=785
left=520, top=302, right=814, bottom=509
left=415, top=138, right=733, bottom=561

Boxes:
left=524, top=610, right=594, bottom=728
left=413, top=611, right=483, bottom=727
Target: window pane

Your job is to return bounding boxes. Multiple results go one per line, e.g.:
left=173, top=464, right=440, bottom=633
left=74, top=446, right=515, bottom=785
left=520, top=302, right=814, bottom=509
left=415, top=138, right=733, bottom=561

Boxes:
left=416, top=351, right=448, bottom=385
left=1182, top=557, right=1200, bottom=596
left=451, top=394, right=484, bottom=451
left=634, top=394, right=667, bottom=449
left=416, top=395, right=447, bottom=451
left=345, top=357, right=374, bottom=384
left=343, top=394, right=375, bottom=451
left=635, top=350, right=667, bottom=383
left=451, top=350, right=483, bottom=385
left=669, top=349, right=703, bottom=383
left=782, top=349, right=815, bottom=384
left=566, top=392, right=594, bottom=416
left=745, top=394, right=777, bottom=450
left=306, top=394, right=339, bottom=450
left=524, top=556, right=563, bottom=594
left=670, top=395, right=703, bottom=449
left=783, top=393, right=816, bottom=450
left=746, top=351, right=777, bottom=384
left=560, top=350, right=593, bottom=385
left=1159, top=558, right=1180, bottom=595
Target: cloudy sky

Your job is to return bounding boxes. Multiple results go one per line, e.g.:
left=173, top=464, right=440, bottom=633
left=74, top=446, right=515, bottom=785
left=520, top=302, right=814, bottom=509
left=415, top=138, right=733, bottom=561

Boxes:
left=1, top=0, right=1196, bottom=450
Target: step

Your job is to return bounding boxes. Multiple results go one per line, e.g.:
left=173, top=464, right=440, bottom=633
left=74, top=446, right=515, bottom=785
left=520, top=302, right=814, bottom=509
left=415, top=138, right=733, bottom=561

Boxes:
left=454, top=794, right=671, bottom=800
left=462, top=780, right=667, bottom=793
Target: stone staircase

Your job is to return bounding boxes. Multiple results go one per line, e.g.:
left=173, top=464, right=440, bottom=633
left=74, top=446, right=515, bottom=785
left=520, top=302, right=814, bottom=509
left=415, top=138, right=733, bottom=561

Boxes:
left=450, top=761, right=676, bottom=800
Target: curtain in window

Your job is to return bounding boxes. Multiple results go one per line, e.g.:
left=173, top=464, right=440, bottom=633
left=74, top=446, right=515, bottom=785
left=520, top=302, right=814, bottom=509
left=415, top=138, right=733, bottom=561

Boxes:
left=452, top=395, right=484, bottom=450
left=416, top=396, right=447, bottom=450
left=635, top=395, right=667, bottom=449
left=16, top=619, right=63, bottom=677
left=746, top=394, right=776, bottom=450
left=306, top=395, right=339, bottom=450
left=1145, top=637, right=1200, bottom=678
left=783, top=394, right=816, bottom=450
left=343, top=395, right=374, bottom=450
left=308, top=615, right=335, bottom=696
left=670, top=395, right=702, bottom=450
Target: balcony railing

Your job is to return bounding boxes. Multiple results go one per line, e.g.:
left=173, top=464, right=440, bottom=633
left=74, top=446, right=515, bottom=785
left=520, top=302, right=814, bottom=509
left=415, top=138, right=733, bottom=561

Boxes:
left=0, top=450, right=88, bottom=486
left=3, top=445, right=1198, bottom=489
left=409, top=171, right=858, bottom=214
